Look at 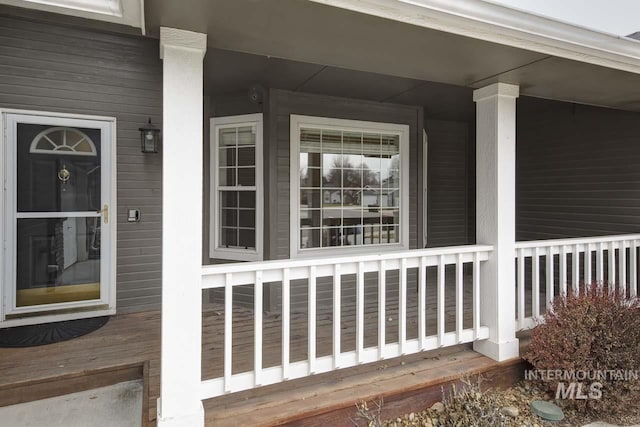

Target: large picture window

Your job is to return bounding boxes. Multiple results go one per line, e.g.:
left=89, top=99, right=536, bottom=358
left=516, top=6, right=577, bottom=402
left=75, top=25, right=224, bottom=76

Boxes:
left=210, top=114, right=263, bottom=261
left=290, top=115, right=409, bottom=257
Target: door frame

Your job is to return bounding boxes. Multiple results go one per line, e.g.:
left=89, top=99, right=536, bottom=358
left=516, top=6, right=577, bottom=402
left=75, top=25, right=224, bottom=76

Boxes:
left=0, top=108, right=117, bottom=327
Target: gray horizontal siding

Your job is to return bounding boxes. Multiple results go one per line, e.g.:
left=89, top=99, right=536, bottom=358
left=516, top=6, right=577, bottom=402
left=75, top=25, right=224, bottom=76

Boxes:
left=0, top=12, right=163, bottom=313
left=425, top=119, right=470, bottom=247
left=516, top=97, right=640, bottom=240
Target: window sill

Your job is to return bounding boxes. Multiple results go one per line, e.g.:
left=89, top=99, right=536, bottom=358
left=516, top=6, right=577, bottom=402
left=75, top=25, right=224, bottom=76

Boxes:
left=210, top=248, right=263, bottom=262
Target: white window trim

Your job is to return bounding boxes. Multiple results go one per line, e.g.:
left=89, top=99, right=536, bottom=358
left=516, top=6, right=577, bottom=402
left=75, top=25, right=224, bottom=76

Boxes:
left=0, top=108, right=117, bottom=327
left=290, top=114, right=410, bottom=259
left=209, top=114, right=264, bottom=262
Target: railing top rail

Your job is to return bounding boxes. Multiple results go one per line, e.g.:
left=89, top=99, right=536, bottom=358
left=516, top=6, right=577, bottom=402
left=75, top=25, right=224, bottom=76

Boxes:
left=201, top=244, right=493, bottom=276
left=515, top=233, right=640, bottom=250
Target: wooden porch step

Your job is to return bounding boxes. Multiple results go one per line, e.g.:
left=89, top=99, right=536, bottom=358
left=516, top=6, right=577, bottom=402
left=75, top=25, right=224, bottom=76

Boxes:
left=204, top=344, right=527, bottom=427
left=0, top=361, right=147, bottom=408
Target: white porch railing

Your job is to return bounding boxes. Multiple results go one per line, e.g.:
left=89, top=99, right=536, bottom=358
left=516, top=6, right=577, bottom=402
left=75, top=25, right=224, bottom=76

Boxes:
left=515, top=233, right=640, bottom=331
left=200, top=244, right=492, bottom=399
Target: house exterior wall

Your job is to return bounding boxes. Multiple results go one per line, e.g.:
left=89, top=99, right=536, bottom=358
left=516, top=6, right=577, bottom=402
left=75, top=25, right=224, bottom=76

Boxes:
left=208, top=95, right=476, bottom=260
left=0, top=13, right=163, bottom=313
left=425, top=119, right=471, bottom=247
left=14, top=10, right=637, bottom=316
left=516, top=97, right=640, bottom=240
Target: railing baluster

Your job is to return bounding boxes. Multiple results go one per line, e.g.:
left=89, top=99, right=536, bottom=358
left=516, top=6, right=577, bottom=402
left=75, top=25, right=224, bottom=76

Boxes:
left=254, top=271, right=263, bottom=386
left=608, top=242, right=616, bottom=289
left=572, top=244, right=580, bottom=295
left=585, top=243, right=592, bottom=287
left=356, top=261, right=365, bottom=363
left=517, top=248, right=525, bottom=328
left=560, top=246, right=567, bottom=296
left=621, top=241, right=627, bottom=297
left=437, top=254, right=445, bottom=347
left=308, top=265, right=317, bottom=374
left=399, top=258, right=407, bottom=354
left=419, top=256, right=427, bottom=349
left=597, top=242, right=604, bottom=284
left=333, top=264, right=341, bottom=369
left=473, top=251, right=480, bottom=340
left=532, top=247, right=540, bottom=318
left=378, top=260, right=386, bottom=359
left=224, top=273, right=233, bottom=392
left=199, top=240, right=640, bottom=399
left=282, top=268, right=290, bottom=379
left=632, top=241, right=638, bottom=298
left=456, top=253, right=464, bottom=343
left=546, top=246, right=554, bottom=308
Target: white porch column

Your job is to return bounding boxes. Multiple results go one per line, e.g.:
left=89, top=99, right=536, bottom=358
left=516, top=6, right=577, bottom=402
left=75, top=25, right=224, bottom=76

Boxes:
left=158, top=27, right=207, bottom=427
left=472, top=83, right=520, bottom=362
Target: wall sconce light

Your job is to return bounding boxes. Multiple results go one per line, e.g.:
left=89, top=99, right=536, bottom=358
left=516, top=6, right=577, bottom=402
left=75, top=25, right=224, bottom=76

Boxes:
left=139, top=118, right=160, bottom=153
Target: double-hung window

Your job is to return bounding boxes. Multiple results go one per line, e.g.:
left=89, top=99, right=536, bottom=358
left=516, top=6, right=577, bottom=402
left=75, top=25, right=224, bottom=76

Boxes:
left=290, top=115, right=409, bottom=257
left=210, top=114, right=263, bottom=261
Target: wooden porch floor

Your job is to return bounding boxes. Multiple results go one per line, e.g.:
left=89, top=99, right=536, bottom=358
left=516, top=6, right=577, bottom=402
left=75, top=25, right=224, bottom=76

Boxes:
left=0, top=276, right=542, bottom=426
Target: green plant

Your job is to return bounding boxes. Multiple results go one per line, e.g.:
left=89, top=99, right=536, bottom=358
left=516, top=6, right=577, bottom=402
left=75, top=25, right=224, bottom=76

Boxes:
left=524, top=283, right=640, bottom=415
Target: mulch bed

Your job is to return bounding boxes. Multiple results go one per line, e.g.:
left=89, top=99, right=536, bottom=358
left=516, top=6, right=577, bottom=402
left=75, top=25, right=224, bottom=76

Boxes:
left=352, top=378, right=640, bottom=427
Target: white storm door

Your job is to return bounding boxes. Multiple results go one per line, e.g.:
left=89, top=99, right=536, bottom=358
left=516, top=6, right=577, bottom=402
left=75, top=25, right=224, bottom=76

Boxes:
left=3, top=113, right=115, bottom=319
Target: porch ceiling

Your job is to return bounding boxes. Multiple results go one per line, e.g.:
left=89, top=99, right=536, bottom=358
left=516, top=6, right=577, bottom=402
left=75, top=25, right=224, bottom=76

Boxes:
left=145, top=0, right=640, bottom=112
left=203, top=48, right=476, bottom=121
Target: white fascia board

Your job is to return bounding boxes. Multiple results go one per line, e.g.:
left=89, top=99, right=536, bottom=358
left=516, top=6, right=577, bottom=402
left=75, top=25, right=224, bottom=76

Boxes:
left=0, top=0, right=144, bottom=31
left=309, top=0, right=640, bottom=75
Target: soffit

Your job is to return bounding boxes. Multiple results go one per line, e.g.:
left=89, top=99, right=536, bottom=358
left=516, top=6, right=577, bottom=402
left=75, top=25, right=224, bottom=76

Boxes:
left=146, top=0, right=640, bottom=113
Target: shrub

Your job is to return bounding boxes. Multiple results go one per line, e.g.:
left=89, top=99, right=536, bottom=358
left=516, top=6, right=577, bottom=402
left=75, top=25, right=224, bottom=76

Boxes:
left=433, top=377, right=513, bottom=426
left=524, top=283, right=640, bottom=415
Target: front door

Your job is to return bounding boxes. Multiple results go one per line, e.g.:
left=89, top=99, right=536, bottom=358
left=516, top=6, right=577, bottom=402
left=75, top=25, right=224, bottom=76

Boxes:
left=2, top=112, right=114, bottom=322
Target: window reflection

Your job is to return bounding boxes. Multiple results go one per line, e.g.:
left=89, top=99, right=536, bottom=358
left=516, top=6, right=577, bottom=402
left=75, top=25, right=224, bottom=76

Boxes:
left=299, top=127, right=401, bottom=249
left=17, top=124, right=101, bottom=213
left=16, top=217, right=100, bottom=307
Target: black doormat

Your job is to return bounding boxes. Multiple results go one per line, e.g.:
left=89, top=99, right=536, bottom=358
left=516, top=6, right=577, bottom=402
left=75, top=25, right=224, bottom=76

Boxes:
left=0, top=316, right=109, bottom=347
